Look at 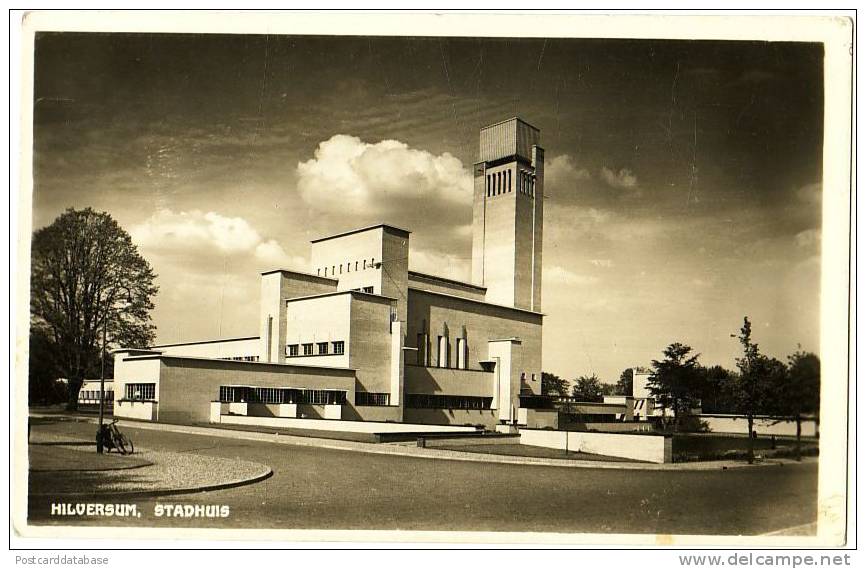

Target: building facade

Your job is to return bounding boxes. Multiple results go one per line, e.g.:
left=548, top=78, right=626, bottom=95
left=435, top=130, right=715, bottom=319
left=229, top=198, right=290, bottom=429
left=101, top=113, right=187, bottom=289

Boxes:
left=114, top=118, right=555, bottom=430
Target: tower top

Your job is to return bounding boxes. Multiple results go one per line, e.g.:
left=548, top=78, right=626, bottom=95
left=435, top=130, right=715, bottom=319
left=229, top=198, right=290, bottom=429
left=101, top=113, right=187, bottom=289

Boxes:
left=479, top=117, right=541, bottom=164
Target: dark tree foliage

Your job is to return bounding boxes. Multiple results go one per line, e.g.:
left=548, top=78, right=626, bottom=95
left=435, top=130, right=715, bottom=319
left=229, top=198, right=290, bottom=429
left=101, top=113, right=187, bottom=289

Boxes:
left=731, top=317, right=780, bottom=463
left=648, top=343, right=703, bottom=430
left=541, top=372, right=569, bottom=397
left=699, top=364, right=739, bottom=414
left=30, top=208, right=158, bottom=408
left=774, top=349, right=820, bottom=460
left=571, top=374, right=604, bottom=402
left=616, top=368, right=634, bottom=396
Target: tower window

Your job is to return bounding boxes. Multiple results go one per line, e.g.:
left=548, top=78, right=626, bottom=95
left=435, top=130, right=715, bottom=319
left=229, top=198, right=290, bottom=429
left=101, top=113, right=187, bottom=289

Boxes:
left=317, top=268, right=321, bottom=276
left=317, top=342, right=329, bottom=355
left=324, top=267, right=328, bottom=277
left=355, top=261, right=358, bottom=271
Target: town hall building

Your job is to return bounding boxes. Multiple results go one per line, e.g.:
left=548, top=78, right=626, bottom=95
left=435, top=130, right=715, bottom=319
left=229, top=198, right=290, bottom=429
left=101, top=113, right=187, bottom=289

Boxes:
left=112, top=118, right=557, bottom=431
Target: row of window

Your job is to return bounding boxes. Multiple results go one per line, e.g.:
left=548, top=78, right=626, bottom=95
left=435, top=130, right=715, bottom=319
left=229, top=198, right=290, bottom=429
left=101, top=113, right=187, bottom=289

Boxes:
left=405, top=394, right=493, bottom=410
left=286, top=340, right=345, bottom=357
left=219, top=386, right=348, bottom=405
left=125, top=383, right=156, bottom=401
left=78, top=390, right=114, bottom=402
left=485, top=169, right=535, bottom=198
left=219, top=355, right=260, bottom=362
left=317, top=258, right=377, bottom=278
left=416, top=334, right=468, bottom=369
left=355, top=392, right=391, bottom=406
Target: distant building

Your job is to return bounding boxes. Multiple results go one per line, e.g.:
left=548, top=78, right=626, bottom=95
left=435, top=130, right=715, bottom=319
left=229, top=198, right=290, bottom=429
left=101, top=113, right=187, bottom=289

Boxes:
left=113, top=118, right=557, bottom=430
left=77, top=378, right=114, bottom=409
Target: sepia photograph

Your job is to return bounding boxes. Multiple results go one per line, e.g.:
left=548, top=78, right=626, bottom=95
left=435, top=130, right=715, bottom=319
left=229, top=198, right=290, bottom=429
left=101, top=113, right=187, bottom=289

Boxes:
left=11, top=10, right=854, bottom=549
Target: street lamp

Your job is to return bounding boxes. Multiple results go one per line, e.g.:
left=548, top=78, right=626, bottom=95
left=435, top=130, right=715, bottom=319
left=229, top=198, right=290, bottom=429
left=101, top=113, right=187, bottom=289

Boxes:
left=97, top=291, right=132, bottom=453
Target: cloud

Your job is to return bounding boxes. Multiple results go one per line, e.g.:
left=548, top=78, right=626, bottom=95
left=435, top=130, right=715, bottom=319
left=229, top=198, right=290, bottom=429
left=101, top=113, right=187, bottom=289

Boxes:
left=600, top=167, right=638, bottom=189
left=409, top=249, right=471, bottom=281
left=794, top=228, right=821, bottom=249
left=131, top=209, right=304, bottom=268
left=546, top=154, right=591, bottom=187
left=796, top=182, right=822, bottom=205
left=589, top=259, right=614, bottom=268
left=543, top=265, right=599, bottom=286
left=296, top=134, right=472, bottom=215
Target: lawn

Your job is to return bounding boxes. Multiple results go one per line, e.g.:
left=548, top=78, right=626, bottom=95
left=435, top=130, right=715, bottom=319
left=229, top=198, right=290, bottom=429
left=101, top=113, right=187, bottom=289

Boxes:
left=672, top=433, right=815, bottom=462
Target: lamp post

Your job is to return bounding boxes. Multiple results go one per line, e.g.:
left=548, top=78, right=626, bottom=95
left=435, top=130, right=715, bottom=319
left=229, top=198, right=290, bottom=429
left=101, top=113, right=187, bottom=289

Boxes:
left=97, top=292, right=131, bottom=453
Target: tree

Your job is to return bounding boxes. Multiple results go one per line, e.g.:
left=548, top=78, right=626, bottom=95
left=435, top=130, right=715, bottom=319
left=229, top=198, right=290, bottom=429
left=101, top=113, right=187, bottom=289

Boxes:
left=30, top=208, right=158, bottom=409
left=731, top=317, right=779, bottom=464
left=571, top=374, right=604, bottom=402
left=616, top=368, right=634, bottom=396
left=648, top=343, right=703, bottom=431
left=775, top=349, right=820, bottom=460
left=541, top=372, right=569, bottom=397
left=699, top=365, right=738, bottom=414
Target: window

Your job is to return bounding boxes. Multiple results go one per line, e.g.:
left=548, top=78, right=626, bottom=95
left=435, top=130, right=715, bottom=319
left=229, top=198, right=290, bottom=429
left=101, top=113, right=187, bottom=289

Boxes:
left=332, top=341, right=345, bottom=355
left=456, top=338, right=467, bottom=369
left=405, top=394, right=492, bottom=410
left=332, top=266, right=335, bottom=275
left=356, top=392, right=390, bottom=406
left=317, top=268, right=321, bottom=276
left=417, top=333, right=428, bottom=365
left=363, top=260, right=367, bottom=269
left=317, top=342, right=329, bottom=355
left=286, top=344, right=299, bottom=357
left=355, top=261, right=358, bottom=271
left=323, top=267, right=327, bottom=277
left=437, top=335, right=449, bottom=368
left=302, top=343, right=314, bottom=356
left=362, top=286, right=374, bottom=294
left=125, top=383, right=155, bottom=401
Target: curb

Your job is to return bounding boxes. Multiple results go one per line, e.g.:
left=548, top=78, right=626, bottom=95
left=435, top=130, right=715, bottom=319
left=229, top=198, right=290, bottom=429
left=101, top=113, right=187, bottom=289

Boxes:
left=30, top=412, right=818, bottom=472
left=29, top=467, right=274, bottom=499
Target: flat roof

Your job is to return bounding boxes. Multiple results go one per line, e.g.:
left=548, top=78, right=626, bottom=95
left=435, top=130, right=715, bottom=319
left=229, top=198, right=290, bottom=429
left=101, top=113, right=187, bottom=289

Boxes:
left=285, top=289, right=398, bottom=304
left=151, top=336, right=259, bottom=349
left=408, top=287, right=545, bottom=318
left=480, top=116, right=540, bottom=132
left=120, top=353, right=357, bottom=373
left=408, top=270, right=487, bottom=292
left=261, top=268, right=338, bottom=282
left=310, top=223, right=411, bottom=244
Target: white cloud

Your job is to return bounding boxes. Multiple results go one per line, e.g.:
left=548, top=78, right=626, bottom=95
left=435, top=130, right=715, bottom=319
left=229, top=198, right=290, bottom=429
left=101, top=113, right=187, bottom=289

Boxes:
left=795, top=228, right=821, bottom=249
left=546, top=154, right=591, bottom=187
left=589, top=259, right=613, bottom=268
left=296, top=134, right=472, bottom=214
left=600, top=167, right=638, bottom=189
left=131, top=209, right=304, bottom=268
left=543, top=265, right=599, bottom=286
left=409, top=249, right=471, bottom=281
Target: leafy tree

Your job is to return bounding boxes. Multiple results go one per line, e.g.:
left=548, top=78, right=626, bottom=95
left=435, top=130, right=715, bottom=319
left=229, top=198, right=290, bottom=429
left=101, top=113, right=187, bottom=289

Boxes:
left=616, top=368, right=634, bottom=396
left=571, top=374, right=604, bottom=402
left=775, top=349, right=820, bottom=460
left=541, top=371, right=570, bottom=397
left=600, top=382, right=618, bottom=397
left=648, top=343, right=703, bottom=430
left=30, top=208, right=158, bottom=409
left=731, top=317, right=780, bottom=463
left=699, top=365, right=738, bottom=414
left=29, top=328, right=67, bottom=405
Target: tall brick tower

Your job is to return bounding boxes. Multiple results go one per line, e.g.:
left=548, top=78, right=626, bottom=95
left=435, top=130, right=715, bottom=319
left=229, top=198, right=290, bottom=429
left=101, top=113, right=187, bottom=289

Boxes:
left=471, top=118, right=544, bottom=312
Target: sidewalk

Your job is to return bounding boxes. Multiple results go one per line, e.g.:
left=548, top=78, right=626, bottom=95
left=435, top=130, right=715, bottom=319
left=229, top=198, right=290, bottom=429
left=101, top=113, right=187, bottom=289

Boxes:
left=29, top=426, right=273, bottom=497
left=30, top=412, right=816, bottom=471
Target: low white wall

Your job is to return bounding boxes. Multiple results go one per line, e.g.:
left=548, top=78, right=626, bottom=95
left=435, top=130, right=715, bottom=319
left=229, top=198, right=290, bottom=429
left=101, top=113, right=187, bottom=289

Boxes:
left=217, top=414, right=479, bottom=434
left=519, top=428, right=672, bottom=463
left=115, top=400, right=157, bottom=421
left=584, top=422, right=655, bottom=433
left=702, top=415, right=817, bottom=437
left=324, top=404, right=342, bottom=419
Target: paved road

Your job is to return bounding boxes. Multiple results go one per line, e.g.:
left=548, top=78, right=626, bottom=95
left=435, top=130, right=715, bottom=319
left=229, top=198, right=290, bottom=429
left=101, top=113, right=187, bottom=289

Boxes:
left=28, top=420, right=817, bottom=535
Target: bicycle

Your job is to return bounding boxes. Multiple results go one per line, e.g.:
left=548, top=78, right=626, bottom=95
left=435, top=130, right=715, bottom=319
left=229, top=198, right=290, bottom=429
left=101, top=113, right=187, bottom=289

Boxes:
left=97, top=419, right=134, bottom=455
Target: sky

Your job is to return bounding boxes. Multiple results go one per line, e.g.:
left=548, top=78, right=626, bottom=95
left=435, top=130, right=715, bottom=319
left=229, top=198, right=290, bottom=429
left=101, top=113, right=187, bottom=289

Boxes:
left=31, top=32, right=824, bottom=383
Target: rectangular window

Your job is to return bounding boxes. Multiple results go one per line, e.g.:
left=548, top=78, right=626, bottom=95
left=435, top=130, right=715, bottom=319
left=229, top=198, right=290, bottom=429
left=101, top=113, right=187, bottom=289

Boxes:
left=286, top=344, right=299, bottom=357
left=405, top=394, right=492, bottom=410
left=362, top=286, right=374, bottom=294
left=317, top=342, right=329, bottom=355
left=332, top=341, right=345, bottom=355
left=302, top=343, right=314, bottom=356
left=355, top=261, right=358, bottom=271
left=125, top=383, right=155, bottom=401
left=456, top=338, right=467, bottom=369
left=417, top=333, right=428, bottom=365
left=437, top=336, right=449, bottom=368
left=356, top=392, right=390, bottom=406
